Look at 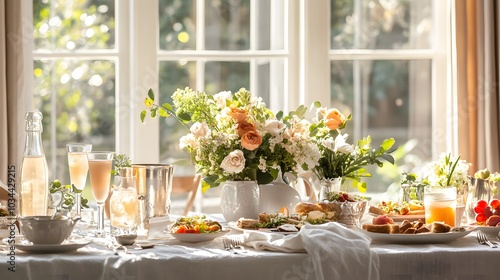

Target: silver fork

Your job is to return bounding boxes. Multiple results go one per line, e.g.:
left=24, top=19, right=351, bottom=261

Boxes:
left=223, top=238, right=238, bottom=254
left=477, top=230, right=497, bottom=248
left=230, top=236, right=247, bottom=253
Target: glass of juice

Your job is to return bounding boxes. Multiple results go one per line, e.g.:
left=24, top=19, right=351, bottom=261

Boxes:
left=87, top=151, right=114, bottom=236
left=67, top=143, right=92, bottom=217
left=424, top=186, right=457, bottom=227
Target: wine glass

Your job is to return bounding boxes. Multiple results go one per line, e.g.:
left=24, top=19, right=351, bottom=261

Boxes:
left=67, top=143, right=92, bottom=217
left=87, top=151, right=114, bottom=236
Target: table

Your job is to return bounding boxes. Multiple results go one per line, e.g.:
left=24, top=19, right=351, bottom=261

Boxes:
left=1, top=216, right=499, bottom=280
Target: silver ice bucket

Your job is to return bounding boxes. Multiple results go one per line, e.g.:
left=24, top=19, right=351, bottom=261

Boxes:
left=132, top=164, right=174, bottom=234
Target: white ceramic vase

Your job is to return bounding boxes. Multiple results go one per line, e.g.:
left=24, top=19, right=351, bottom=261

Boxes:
left=220, top=180, right=260, bottom=222
left=259, top=174, right=302, bottom=213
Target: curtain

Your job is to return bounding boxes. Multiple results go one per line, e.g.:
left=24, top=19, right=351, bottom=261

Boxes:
left=451, top=0, right=500, bottom=174
left=0, top=0, right=31, bottom=201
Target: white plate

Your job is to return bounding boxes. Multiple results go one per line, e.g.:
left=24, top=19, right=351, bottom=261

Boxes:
left=358, top=227, right=474, bottom=244
left=368, top=212, right=425, bottom=223
left=171, top=230, right=229, bottom=243
left=471, top=224, right=500, bottom=236
left=2, top=238, right=91, bottom=253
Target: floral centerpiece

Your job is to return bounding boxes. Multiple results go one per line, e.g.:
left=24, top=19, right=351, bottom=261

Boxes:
left=141, top=87, right=321, bottom=191
left=309, top=103, right=396, bottom=194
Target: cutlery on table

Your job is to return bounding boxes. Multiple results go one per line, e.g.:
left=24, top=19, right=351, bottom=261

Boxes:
left=223, top=237, right=238, bottom=254
left=477, top=230, right=497, bottom=248
left=230, top=236, right=248, bottom=253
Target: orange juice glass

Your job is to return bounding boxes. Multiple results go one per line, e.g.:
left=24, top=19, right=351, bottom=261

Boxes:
left=424, top=186, right=457, bottom=227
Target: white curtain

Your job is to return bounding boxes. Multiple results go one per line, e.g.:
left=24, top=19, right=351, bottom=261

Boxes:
left=450, top=0, right=500, bottom=173
left=0, top=0, right=32, bottom=200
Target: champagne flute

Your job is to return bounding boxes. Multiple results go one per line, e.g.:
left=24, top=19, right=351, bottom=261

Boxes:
left=87, top=151, right=114, bottom=236
left=67, top=143, right=92, bottom=217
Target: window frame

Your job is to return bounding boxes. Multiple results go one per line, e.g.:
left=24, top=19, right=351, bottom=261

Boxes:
left=31, top=0, right=450, bottom=176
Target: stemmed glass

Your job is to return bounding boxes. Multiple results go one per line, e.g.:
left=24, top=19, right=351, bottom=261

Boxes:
left=87, top=151, right=114, bottom=236
left=67, top=143, right=92, bottom=217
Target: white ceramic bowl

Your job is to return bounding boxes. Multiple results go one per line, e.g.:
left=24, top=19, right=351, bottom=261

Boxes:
left=18, top=216, right=79, bottom=244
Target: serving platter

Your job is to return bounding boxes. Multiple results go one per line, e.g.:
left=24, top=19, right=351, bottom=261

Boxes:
left=171, top=230, right=229, bottom=243
left=358, top=227, right=474, bottom=244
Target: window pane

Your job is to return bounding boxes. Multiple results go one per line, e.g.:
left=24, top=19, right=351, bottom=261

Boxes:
left=33, top=59, right=116, bottom=183
left=205, top=62, right=250, bottom=93
left=159, top=0, right=196, bottom=50
left=205, top=0, right=251, bottom=50
left=33, top=0, right=115, bottom=50
left=331, top=59, right=432, bottom=192
left=331, top=0, right=432, bottom=49
left=158, top=61, right=196, bottom=164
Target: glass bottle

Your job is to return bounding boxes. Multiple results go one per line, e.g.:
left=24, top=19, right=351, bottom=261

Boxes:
left=19, top=111, right=49, bottom=216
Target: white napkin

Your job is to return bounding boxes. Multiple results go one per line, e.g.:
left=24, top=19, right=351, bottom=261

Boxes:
left=243, top=223, right=380, bottom=280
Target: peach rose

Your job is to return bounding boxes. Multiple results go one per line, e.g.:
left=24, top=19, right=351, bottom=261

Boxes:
left=220, top=150, right=245, bottom=173
left=241, top=131, right=262, bottom=151
left=324, top=108, right=346, bottom=130
left=237, top=122, right=257, bottom=137
left=229, top=106, right=247, bottom=123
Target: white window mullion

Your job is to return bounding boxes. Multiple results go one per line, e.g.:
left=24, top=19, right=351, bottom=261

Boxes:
left=131, top=0, right=159, bottom=163
left=116, top=0, right=131, bottom=156
left=302, top=0, right=330, bottom=110
left=249, top=0, right=257, bottom=93
left=196, top=0, right=205, bottom=91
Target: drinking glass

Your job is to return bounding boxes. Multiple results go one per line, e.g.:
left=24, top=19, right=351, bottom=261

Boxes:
left=67, top=143, right=92, bottom=217
left=110, top=174, right=139, bottom=238
left=87, top=151, right=114, bottom=235
left=424, top=186, right=457, bottom=227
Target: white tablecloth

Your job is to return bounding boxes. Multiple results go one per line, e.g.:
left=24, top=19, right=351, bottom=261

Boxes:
left=1, top=215, right=499, bottom=280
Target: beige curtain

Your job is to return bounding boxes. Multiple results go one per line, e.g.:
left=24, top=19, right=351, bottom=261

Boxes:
left=0, top=0, right=30, bottom=200
left=451, top=0, right=500, bottom=173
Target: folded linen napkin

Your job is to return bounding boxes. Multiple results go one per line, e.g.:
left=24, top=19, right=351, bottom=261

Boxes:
left=243, top=222, right=379, bottom=280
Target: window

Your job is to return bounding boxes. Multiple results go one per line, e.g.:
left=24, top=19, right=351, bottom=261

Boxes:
left=32, top=0, right=446, bottom=195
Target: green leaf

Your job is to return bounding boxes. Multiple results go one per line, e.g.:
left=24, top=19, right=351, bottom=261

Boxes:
left=380, top=154, right=395, bottom=165
left=147, top=88, right=155, bottom=101
left=177, top=111, right=192, bottom=122
left=313, top=101, right=322, bottom=108
left=158, top=108, right=170, bottom=118
left=150, top=108, right=157, bottom=118
left=161, top=102, right=173, bottom=111
left=381, top=138, right=395, bottom=151
left=144, top=97, right=153, bottom=108
left=140, top=110, right=146, bottom=123
left=276, top=111, right=283, bottom=120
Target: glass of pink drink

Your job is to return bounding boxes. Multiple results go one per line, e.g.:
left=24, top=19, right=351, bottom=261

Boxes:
left=87, top=151, right=114, bottom=235
left=67, top=143, right=92, bottom=217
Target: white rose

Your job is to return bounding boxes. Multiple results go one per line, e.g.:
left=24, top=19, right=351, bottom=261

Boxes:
left=190, top=122, right=210, bottom=138
left=213, top=91, right=232, bottom=108
left=220, top=149, right=246, bottom=173
left=265, top=120, right=285, bottom=136
left=179, top=134, right=197, bottom=149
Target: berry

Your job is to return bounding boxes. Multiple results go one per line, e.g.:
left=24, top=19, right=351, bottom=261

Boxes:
left=474, top=205, right=485, bottom=214
left=490, top=199, right=500, bottom=210
left=476, top=213, right=487, bottom=224
left=477, top=200, right=488, bottom=209
left=483, top=206, right=493, bottom=218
